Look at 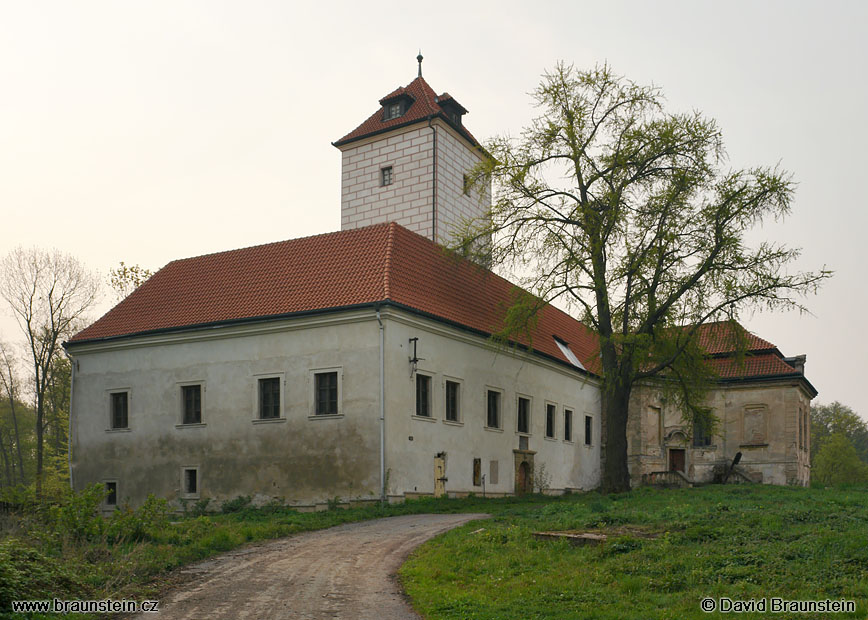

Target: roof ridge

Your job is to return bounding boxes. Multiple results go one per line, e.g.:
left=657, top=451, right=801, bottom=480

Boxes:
left=383, top=222, right=395, bottom=300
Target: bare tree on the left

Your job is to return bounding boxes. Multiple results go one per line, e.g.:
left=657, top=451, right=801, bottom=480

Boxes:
left=0, top=247, right=99, bottom=495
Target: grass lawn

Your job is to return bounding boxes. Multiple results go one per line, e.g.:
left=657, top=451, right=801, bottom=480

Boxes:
left=400, top=485, right=868, bottom=620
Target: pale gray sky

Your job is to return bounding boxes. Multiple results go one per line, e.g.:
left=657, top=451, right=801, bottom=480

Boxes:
left=2, top=1, right=865, bottom=418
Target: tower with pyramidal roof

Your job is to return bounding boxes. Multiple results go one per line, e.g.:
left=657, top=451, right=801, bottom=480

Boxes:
left=333, top=53, right=490, bottom=244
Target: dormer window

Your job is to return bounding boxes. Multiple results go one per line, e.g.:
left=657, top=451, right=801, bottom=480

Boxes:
left=385, top=102, right=402, bottom=120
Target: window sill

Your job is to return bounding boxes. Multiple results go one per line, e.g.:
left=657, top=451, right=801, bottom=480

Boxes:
left=544, top=436, right=558, bottom=442
left=412, top=415, right=436, bottom=423
left=563, top=439, right=575, bottom=444
left=105, top=428, right=131, bottom=433
left=515, top=431, right=531, bottom=437
left=180, top=494, right=200, bottom=500
left=307, top=414, right=344, bottom=421
left=484, top=426, right=504, bottom=433
left=442, top=419, right=463, bottom=427
left=176, top=423, right=206, bottom=429
left=252, top=417, right=286, bottom=424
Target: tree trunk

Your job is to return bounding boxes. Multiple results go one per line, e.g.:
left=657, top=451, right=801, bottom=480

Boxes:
left=35, top=391, right=43, bottom=496
left=0, top=427, right=12, bottom=486
left=601, top=380, right=633, bottom=493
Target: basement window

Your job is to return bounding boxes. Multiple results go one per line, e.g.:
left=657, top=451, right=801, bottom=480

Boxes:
left=104, top=481, right=117, bottom=506
left=381, top=166, right=393, bottom=186
left=182, top=467, right=199, bottom=498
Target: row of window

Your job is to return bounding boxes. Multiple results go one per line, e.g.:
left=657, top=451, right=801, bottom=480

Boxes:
left=379, top=165, right=472, bottom=196
left=102, top=467, right=199, bottom=507
left=108, top=370, right=594, bottom=448
left=413, top=375, right=592, bottom=445
left=107, top=371, right=341, bottom=430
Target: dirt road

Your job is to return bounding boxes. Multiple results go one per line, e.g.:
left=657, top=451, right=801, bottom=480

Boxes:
left=147, top=513, right=488, bottom=619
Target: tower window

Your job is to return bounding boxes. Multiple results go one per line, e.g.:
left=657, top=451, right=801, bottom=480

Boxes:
left=381, top=166, right=393, bottom=186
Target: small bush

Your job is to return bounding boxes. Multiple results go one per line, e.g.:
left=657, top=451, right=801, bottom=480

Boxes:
left=221, top=495, right=252, bottom=514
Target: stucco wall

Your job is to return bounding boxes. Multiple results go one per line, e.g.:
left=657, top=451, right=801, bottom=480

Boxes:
left=382, top=310, right=601, bottom=497
left=69, top=307, right=602, bottom=510
left=70, top=312, right=383, bottom=509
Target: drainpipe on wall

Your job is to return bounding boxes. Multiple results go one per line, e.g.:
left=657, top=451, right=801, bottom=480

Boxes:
left=66, top=351, right=76, bottom=491
left=376, top=306, right=386, bottom=503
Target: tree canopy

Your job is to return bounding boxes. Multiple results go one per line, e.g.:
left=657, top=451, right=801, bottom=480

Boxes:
left=459, top=63, right=830, bottom=492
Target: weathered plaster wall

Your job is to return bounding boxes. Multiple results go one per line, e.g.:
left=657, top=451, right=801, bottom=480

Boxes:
left=70, top=312, right=383, bottom=510
left=381, top=309, right=601, bottom=497
left=627, top=380, right=812, bottom=487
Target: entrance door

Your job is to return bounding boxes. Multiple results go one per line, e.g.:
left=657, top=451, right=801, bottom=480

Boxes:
left=669, top=449, right=686, bottom=473
left=517, top=461, right=531, bottom=495
left=434, top=456, right=446, bottom=498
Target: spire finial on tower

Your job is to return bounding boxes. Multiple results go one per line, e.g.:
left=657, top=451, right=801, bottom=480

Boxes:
left=417, top=50, right=423, bottom=78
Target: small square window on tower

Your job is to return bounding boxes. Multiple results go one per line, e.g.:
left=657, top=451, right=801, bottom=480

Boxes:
left=381, top=166, right=393, bottom=187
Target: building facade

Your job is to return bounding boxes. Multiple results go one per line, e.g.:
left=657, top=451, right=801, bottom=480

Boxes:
left=65, top=65, right=814, bottom=510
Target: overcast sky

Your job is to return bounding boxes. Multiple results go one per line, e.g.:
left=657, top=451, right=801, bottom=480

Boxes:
left=1, top=1, right=865, bottom=420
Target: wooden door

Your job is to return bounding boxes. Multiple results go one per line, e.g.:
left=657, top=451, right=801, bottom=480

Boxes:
left=434, top=456, right=446, bottom=498
left=669, top=449, right=685, bottom=473
left=517, top=461, right=531, bottom=495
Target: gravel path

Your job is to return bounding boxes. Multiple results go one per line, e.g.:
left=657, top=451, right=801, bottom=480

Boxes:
left=145, top=513, right=488, bottom=619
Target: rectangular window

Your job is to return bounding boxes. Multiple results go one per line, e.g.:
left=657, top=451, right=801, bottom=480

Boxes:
left=104, top=481, right=117, bottom=506
left=585, top=415, right=593, bottom=446
left=415, top=374, right=431, bottom=417
left=693, top=420, right=712, bottom=447
left=517, top=396, right=530, bottom=434
left=462, top=173, right=470, bottom=195
left=546, top=403, right=556, bottom=438
left=182, top=468, right=199, bottom=498
left=182, top=385, right=202, bottom=425
left=445, top=380, right=460, bottom=422
left=564, top=409, right=573, bottom=442
left=110, top=392, right=128, bottom=429
left=381, top=166, right=393, bottom=186
left=258, top=377, right=281, bottom=419
left=472, top=458, right=481, bottom=486
left=315, top=371, right=339, bottom=416
left=486, top=390, right=501, bottom=429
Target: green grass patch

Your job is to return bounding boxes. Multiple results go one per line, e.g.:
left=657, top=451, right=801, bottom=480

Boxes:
left=400, top=485, right=868, bottom=619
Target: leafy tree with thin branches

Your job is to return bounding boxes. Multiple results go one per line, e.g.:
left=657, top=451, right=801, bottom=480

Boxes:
left=458, top=63, right=830, bottom=492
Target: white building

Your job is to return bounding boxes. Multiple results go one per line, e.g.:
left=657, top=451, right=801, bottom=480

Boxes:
left=64, top=62, right=814, bottom=510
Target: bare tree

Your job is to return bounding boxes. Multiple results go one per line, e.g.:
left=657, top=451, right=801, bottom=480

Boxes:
left=0, top=341, right=26, bottom=484
left=458, top=64, right=830, bottom=492
left=0, top=248, right=99, bottom=494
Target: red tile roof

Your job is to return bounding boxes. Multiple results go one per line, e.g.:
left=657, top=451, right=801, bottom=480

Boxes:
left=692, top=320, right=778, bottom=355
left=709, top=353, right=799, bottom=379
left=68, top=223, right=806, bottom=385
left=333, top=76, right=479, bottom=147
left=68, top=223, right=599, bottom=373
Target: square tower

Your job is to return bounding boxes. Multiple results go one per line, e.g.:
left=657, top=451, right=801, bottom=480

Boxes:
left=333, top=63, right=490, bottom=245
